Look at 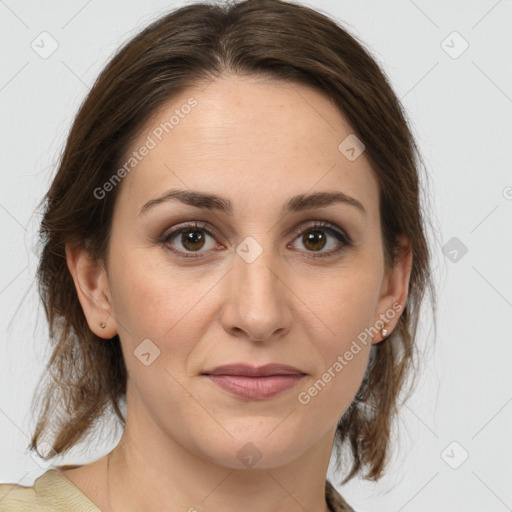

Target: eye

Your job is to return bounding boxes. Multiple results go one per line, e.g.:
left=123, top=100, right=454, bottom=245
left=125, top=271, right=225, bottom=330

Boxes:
left=288, top=220, right=352, bottom=259
left=159, top=221, right=220, bottom=259
left=159, top=220, right=352, bottom=260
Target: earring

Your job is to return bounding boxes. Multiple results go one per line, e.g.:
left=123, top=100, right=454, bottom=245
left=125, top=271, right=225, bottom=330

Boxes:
left=99, top=321, right=106, bottom=329
left=382, top=327, right=388, bottom=338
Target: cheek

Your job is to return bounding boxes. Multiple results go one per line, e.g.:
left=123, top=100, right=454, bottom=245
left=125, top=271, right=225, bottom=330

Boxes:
left=108, top=248, right=218, bottom=374
left=108, top=245, right=199, bottom=334
left=293, top=263, right=383, bottom=340
left=291, top=268, right=379, bottom=410
left=299, top=331, right=372, bottom=427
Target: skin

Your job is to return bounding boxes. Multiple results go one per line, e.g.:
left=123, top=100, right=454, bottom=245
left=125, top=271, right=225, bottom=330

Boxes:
left=63, top=74, right=412, bottom=512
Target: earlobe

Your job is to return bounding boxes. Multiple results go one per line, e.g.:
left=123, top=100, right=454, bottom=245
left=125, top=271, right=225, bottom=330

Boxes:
left=373, top=234, right=413, bottom=344
left=65, top=241, right=118, bottom=339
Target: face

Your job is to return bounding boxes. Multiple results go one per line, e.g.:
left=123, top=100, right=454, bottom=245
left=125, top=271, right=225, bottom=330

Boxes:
left=68, top=74, right=411, bottom=470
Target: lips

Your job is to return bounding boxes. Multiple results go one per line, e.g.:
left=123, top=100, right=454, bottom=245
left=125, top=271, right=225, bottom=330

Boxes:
left=201, top=363, right=305, bottom=377
left=201, top=363, right=306, bottom=400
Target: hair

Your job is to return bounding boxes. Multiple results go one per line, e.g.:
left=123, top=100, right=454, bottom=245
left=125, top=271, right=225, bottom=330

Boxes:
left=28, top=0, right=437, bottom=486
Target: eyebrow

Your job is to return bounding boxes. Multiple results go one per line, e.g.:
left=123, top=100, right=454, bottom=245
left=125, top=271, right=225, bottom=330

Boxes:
left=139, top=189, right=367, bottom=217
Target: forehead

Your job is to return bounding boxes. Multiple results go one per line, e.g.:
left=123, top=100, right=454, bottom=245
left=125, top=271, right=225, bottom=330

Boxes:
left=116, top=75, right=379, bottom=221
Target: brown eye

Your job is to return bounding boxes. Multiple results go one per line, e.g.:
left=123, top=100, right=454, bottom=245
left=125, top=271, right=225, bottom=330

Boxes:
left=289, top=221, right=351, bottom=259
left=179, top=229, right=207, bottom=251
left=160, top=220, right=351, bottom=260
left=301, top=229, right=328, bottom=252
left=160, top=222, right=219, bottom=259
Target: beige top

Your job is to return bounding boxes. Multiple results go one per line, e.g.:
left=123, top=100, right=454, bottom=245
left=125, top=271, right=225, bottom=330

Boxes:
left=0, top=467, right=355, bottom=512
left=0, top=468, right=99, bottom=511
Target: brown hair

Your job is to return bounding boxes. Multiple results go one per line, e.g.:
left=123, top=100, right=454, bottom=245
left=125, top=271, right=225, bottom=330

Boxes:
left=28, top=0, right=437, bottom=485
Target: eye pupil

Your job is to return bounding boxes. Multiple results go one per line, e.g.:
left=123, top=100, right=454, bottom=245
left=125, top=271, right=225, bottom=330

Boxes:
left=182, top=230, right=205, bottom=250
left=303, top=230, right=326, bottom=251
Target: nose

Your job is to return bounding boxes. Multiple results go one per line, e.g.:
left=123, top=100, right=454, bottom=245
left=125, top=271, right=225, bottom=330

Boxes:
left=220, top=243, right=293, bottom=342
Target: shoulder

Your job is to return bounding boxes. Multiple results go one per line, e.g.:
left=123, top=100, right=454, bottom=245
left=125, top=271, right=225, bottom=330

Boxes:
left=0, top=469, right=100, bottom=511
left=0, top=479, right=39, bottom=511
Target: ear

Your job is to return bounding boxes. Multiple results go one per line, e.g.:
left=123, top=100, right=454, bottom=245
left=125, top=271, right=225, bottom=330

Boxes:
left=372, top=234, right=413, bottom=344
left=65, top=240, right=118, bottom=339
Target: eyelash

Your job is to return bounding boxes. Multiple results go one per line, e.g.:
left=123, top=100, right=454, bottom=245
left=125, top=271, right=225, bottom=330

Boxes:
left=158, top=220, right=352, bottom=260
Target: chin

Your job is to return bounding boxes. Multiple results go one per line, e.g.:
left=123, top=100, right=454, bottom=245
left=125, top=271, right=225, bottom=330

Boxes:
left=197, top=431, right=308, bottom=470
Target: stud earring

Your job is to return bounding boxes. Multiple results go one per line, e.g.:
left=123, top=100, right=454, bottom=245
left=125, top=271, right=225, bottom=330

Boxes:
left=99, top=321, right=106, bottom=329
left=382, top=327, right=388, bottom=338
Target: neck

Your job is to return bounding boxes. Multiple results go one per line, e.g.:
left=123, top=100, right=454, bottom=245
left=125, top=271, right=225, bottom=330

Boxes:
left=104, top=395, right=336, bottom=512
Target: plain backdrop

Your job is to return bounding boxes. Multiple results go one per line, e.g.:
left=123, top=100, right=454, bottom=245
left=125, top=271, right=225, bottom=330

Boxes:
left=0, top=1, right=511, bottom=511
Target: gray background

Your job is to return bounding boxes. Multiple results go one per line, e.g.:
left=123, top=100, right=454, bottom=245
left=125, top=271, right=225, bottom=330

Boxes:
left=0, top=1, right=511, bottom=511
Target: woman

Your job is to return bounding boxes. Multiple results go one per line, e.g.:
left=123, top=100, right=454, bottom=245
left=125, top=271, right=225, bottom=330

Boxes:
left=0, top=0, right=436, bottom=510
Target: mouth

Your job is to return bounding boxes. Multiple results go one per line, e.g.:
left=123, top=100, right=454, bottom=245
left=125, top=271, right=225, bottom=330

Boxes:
left=201, top=363, right=305, bottom=377
left=201, top=363, right=306, bottom=400
left=203, top=374, right=306, bottom=400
